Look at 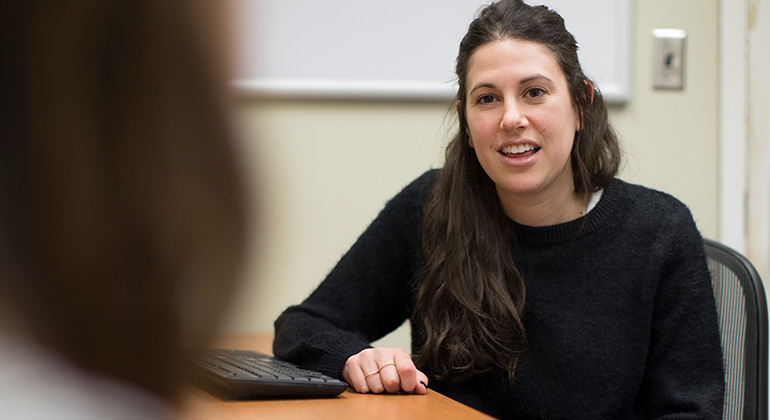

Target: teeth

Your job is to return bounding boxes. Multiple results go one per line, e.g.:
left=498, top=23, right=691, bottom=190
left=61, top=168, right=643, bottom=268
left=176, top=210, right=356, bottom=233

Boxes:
left=501, top=144, right=536, bottom=154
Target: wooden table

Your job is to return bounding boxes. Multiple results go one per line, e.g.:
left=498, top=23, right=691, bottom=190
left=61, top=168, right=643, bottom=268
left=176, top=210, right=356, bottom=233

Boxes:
left=180, top=334, right=493, bottom=420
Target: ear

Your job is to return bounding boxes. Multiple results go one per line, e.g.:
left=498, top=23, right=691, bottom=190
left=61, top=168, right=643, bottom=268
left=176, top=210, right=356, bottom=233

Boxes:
left=584, top=79, right=595, bottom=104
left=576, top=79, right=595, bottom=131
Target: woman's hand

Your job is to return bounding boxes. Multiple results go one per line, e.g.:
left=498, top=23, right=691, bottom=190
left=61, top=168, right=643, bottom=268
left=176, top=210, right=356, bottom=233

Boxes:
left=342, top=347, right=429, bottom=394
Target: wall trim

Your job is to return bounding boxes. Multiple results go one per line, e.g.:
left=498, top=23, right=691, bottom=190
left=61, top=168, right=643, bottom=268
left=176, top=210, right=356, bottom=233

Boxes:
left=719, top=0, right=748, bottom=252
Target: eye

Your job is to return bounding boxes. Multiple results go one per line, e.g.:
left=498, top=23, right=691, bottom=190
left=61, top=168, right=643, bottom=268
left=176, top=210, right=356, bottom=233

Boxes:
left=476, top=94, right=498, bottom=105
left=524, top=87, right=547, bottom=99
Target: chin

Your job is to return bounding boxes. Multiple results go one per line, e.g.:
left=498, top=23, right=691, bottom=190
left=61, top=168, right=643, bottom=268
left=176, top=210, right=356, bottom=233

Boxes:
left=494, top=179, right=544, bottom=197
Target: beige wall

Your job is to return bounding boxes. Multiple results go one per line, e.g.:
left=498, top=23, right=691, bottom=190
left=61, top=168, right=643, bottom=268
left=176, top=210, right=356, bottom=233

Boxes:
left=611, top=0, right=719, bottom=240
left=220, top=0, right=721, bottom=349
left=224, top=100, right=450, bottom=345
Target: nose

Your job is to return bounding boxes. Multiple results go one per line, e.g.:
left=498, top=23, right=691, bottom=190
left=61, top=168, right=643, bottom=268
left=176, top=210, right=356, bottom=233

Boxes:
left=500, top=99, right=527, bottom=130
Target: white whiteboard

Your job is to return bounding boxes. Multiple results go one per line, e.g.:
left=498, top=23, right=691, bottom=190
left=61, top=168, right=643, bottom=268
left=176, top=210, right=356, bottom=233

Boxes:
left=231, top=0, right=632, bottom=103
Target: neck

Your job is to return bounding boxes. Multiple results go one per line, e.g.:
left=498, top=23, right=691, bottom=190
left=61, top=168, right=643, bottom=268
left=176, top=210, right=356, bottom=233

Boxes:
left=498, top=187, right=589, bottom=227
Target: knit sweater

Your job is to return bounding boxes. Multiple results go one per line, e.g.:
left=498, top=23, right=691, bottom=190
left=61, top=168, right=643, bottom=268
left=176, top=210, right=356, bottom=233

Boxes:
left=273, top=170, right=724, bottom=420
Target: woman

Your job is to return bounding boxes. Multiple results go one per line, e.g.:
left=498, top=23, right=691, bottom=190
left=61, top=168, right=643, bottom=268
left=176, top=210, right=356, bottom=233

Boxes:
left=273, top=1, right=724, bottom=418
left=0, top=1, right=246, bottom=418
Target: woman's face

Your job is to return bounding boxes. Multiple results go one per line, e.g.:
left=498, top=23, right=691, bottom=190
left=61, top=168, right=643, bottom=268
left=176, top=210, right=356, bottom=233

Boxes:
left=464, top=38, right=579, bottom=209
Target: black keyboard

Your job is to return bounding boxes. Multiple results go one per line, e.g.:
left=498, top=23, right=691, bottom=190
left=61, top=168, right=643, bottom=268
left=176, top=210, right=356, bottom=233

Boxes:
left=186, top=348, right=348, bottom=398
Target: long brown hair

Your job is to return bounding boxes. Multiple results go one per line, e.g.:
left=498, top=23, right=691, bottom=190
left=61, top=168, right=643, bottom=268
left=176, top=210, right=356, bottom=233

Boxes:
left=0, top=0, right=246, bottom=401
left=415, top=0, right=620, bottom=381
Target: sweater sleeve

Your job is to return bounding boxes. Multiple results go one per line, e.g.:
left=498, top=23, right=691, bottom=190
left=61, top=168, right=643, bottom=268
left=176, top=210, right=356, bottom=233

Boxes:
left=272, top=171, right=436, bottom=378
left=639, top=203, right=725, bottom=419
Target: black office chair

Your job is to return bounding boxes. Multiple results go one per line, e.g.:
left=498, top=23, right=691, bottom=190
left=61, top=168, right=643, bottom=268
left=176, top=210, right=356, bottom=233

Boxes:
left=705, top=239, right=768, bottom=420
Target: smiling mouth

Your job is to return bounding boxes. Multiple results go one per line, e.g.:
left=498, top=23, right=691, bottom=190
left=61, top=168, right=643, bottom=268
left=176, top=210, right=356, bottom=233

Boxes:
left=500, top=144, right=541, bottom=158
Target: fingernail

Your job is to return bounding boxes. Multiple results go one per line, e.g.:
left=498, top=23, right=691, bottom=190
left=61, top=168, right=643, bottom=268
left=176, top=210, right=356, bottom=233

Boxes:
left=420, top=381, right=428, bottom=389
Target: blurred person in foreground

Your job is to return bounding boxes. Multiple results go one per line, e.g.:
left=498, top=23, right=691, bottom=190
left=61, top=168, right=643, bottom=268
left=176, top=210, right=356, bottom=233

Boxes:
left=0, top=1, right=247, bottom=418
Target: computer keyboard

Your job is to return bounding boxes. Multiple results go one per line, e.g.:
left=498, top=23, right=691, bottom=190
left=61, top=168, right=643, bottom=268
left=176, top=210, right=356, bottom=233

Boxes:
left=186, top=348, right=348, bottom=398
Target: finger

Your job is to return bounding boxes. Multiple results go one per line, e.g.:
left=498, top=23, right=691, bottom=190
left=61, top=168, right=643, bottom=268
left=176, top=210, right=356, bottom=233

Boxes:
left=377, top=361, right=401, bottom=393
left=415, top=370, right=429, bottom=395
left=364, top=367, right=386, bottom=394
left=342, top=356, right=370, bottom=393
left=364, top=348, right=395, bottom=394
left=391, top=351, right=419, bottom=393
left=357, top=349, right=386, bottom=393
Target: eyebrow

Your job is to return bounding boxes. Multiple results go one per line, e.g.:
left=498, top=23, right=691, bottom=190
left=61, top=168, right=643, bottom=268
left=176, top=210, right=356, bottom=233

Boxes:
left=468, top=73, right=554, bottom=95
left=520, top=73, right=553, bottom=85
left=468, top=82, right=497, bottom=95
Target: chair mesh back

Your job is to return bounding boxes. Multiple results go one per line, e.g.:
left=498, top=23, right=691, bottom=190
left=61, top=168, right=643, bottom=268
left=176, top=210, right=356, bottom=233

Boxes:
left=708, top=256, right=750, bottom=419
left=705, top=240, right=767, bottom=420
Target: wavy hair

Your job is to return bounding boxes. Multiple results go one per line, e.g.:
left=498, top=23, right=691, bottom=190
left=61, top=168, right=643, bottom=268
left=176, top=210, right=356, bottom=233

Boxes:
left=415, top=0, right=620, bottom=381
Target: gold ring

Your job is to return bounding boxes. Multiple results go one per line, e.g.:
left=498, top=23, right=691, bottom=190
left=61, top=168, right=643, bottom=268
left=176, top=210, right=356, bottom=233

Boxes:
left=378, top=362, right=396, bottom=372
left=363, top=370, right=379, bottom=378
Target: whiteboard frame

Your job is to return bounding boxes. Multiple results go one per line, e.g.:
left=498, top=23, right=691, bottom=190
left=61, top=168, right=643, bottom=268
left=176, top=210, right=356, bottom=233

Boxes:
left=233, top=0, right=632, bottom=104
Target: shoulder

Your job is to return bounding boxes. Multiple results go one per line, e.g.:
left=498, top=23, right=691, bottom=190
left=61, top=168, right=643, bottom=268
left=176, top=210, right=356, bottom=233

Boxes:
left=0, top=336, right=175, bottom=420
left=402, top=169, right=440, bottom=196
left=366, top=169, right=439, bottom=233
left=603, top=179, right=705, bottom=252
left=607, top=179, right=695, bottom=222
left=610, top=179, right=685, bottom=206
left=383, top=169, right=439, bottom=210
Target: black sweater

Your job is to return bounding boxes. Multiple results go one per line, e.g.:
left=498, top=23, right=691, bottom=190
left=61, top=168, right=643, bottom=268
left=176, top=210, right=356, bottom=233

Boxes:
left=274, top=170, right=724, bottom=420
